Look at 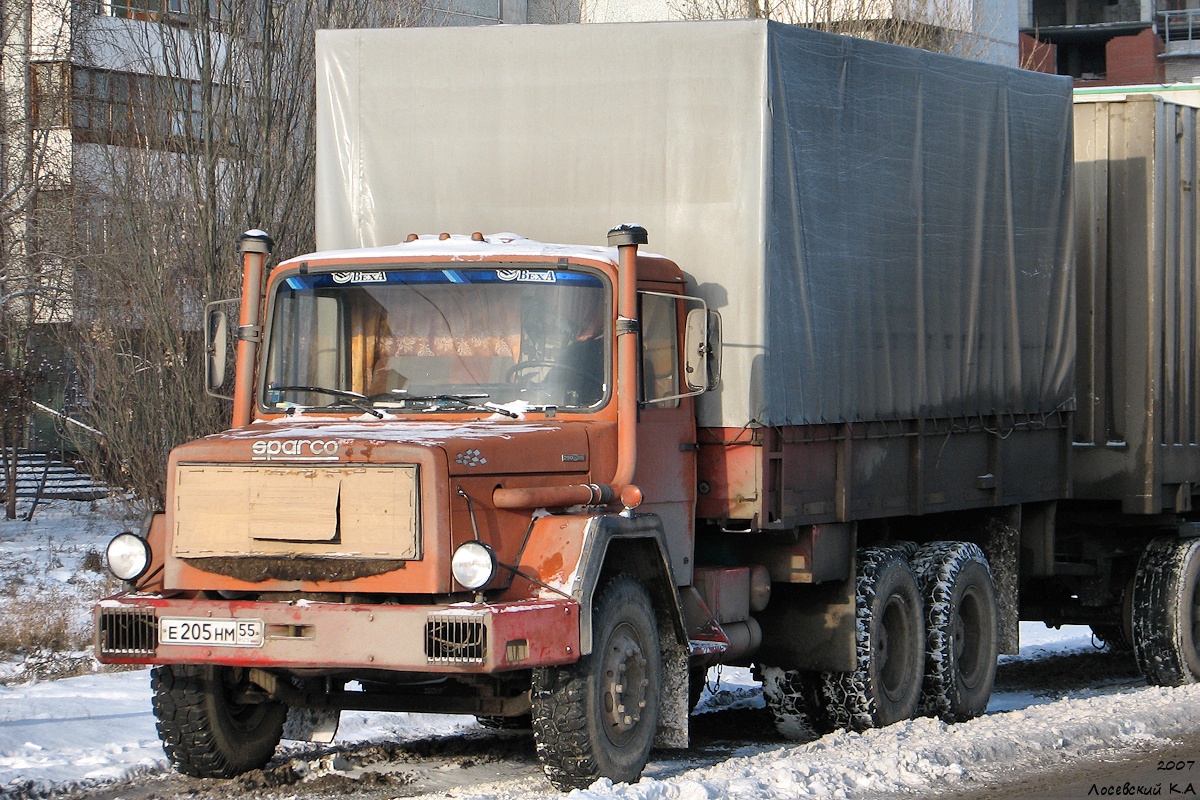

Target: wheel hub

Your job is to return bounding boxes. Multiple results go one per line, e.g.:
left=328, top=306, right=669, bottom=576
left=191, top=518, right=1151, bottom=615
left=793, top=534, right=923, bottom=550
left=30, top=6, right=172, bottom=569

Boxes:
left=956, top=586, right=985, bottom=688
left=600, top=622, right=649, bottom=746
left=218, top=667, right=270, bottom=732
left=879, top=595, right=914, bottom=701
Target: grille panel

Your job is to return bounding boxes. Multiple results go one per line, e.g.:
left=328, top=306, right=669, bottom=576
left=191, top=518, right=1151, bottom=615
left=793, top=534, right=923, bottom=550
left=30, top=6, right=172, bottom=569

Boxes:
left=98, top=607, right=158, bottom=657
left=425, top=613, right=486, bottom=664
left=174, top=464, right=420, bottom=560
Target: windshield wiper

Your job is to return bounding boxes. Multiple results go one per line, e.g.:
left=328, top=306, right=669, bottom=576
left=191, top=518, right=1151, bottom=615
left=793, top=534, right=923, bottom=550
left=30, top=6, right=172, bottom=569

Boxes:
left=436, top=394, right=521, bottom=418
left=272, top=385, right=384, bottom=419
left=370, top=391, right=519, bottom=418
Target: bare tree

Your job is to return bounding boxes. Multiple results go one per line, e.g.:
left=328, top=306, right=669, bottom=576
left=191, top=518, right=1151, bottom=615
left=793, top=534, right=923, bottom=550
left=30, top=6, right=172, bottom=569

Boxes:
left=0, top=0, right=75, bottom=519
left=56, top=1, right=422, bottom=505
left=528, top=0, right=583, bottom=22
left=670, top=0, right=998, bottom=59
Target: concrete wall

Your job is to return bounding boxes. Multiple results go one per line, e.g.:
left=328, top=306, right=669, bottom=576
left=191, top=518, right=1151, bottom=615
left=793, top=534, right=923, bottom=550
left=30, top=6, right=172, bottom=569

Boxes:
left=977, top=0, right=1020, bottom=66
left=31, top=0, right=71, bottom=60
left=1166, top=56, right=1200, bottom=84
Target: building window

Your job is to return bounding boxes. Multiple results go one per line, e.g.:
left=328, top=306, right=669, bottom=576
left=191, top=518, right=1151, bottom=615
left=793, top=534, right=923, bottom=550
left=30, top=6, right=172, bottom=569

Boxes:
left=96, top=0, right=231, bottom=24
left=32, top=62, right=70, bottom=128
left=71, top=67, right=215, bottom=150
left=424, top=0, right=503, bottom=25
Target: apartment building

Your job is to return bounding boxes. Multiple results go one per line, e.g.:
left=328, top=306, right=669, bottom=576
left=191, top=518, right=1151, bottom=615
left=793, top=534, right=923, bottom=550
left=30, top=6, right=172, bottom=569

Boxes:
left=437, top=0, right=1020, bottom=66
left=1022, top=0, right=1200, bottom=84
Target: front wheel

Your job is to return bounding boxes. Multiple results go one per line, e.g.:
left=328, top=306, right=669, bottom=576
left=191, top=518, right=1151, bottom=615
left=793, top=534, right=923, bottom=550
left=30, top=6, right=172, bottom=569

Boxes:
left=151, top=664, right=287, bottom=778
left=1133, top=537, right=1200, bottom=686
left=532, top=574, right=661, bottom=790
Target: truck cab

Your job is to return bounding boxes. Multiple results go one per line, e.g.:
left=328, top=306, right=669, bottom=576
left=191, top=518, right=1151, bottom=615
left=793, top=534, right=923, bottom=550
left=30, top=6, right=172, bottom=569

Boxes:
left=96, top=226, right=723, bottom=789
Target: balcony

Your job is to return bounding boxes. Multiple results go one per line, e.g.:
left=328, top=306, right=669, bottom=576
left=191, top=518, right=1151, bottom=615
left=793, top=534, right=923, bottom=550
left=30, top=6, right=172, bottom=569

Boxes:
left=1162, top=9, right=1200, bottom=50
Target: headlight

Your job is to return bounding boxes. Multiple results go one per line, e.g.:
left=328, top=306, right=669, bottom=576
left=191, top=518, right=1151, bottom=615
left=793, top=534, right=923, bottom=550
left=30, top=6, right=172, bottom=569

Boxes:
left=452, top=541, right=497, bottom=590
left=106, top=532, right=152, bottom=582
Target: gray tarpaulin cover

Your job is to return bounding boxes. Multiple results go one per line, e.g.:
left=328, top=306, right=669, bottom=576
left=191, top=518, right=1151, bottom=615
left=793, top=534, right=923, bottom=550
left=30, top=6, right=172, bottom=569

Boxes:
left=315, top=20, right=1075, bottom=429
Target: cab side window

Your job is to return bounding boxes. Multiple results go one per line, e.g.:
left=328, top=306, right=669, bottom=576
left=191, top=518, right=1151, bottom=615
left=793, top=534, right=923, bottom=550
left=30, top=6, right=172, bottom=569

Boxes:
left=640, top=293, right=679, bottom=407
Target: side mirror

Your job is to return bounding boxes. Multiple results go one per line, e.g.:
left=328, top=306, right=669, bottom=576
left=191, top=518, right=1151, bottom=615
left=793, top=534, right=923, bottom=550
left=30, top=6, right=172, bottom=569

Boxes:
left=205, top=300, right=238, bottom=399
left=706, top=310, right=722, bottom=391
left=683, top=307, right=709, bottom=391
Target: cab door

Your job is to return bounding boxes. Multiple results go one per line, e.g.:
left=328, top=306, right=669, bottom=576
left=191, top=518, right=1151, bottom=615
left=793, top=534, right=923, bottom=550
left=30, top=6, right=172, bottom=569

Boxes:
left=633, top=290, right=701, bottom=586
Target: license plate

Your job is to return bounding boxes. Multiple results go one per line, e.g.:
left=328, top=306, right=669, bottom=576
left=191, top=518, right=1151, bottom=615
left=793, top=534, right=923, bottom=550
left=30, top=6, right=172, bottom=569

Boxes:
left=159, top=617, right=265, bottom=648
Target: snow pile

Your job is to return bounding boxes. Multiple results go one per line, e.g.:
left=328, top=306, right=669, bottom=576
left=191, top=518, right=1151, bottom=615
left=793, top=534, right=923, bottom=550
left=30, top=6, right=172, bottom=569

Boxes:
left=418, top=678, right=1198, bottom=800
left=595, top=686, right=1195, bottom=800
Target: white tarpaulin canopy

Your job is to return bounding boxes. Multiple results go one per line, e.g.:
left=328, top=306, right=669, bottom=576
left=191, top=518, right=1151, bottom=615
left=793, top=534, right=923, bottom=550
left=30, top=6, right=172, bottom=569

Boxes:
left=315, top=20, right=1074, bottom=429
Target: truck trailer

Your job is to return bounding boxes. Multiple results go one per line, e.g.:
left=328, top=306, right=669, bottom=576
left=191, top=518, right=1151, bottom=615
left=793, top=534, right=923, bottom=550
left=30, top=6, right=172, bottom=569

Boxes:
left=94, top=20, right=1200, bottom=789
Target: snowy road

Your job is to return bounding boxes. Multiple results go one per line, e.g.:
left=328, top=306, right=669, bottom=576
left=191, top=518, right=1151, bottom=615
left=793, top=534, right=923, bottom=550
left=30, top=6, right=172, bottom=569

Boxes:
left=938, top=729, right=1200, bottom=800
left=4, top=625, right=1200, bottom=800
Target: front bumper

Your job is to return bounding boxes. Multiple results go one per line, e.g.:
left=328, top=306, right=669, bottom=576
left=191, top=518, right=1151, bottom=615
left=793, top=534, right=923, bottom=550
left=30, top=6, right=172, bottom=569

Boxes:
left=95, top=594, right=580, bottom=673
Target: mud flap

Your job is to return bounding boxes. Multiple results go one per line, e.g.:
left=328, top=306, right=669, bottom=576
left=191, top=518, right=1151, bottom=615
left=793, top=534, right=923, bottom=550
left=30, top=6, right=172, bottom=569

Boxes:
left=655, top=640, right=689, bottom=749
left=282, top=707, right=341, bottom=743
left=987, top=505, right=1023, bottom=656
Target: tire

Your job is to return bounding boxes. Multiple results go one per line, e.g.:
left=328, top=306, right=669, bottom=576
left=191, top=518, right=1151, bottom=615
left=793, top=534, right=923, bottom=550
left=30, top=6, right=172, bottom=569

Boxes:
left=759, top=665, right=821, bottom=739
left=804, top=548, right=925, bottom=732
left=1132, top=537, right=1200, bottom=686
left=531, top=574, right=661, bottom=790
left=911, top=541, right=999, bottom=722
left=151, top=664, right=287, bottom=778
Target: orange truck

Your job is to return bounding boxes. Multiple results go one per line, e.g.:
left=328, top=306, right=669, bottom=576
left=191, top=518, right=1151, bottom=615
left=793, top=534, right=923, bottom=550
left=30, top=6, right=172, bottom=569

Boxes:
left=95, top=21, right=1200, bottom=790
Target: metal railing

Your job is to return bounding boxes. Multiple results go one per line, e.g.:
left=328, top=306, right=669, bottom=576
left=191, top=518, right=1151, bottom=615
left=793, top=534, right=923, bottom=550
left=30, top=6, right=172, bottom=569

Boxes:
left=31, top=401, right=105, bottom=439
left=1162, top=9, right=1200, bottom=45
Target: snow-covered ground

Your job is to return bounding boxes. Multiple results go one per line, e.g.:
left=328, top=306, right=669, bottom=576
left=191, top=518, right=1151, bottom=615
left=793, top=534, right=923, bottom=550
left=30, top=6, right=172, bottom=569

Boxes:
left=2, top=502, right=1198, bottom=799
left=0, top=500, right=133, bottom=684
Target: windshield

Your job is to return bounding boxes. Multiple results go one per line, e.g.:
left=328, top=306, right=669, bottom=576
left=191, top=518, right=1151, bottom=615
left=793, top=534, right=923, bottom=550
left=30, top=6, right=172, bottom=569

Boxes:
left=262, top=266, right=610, bottom=413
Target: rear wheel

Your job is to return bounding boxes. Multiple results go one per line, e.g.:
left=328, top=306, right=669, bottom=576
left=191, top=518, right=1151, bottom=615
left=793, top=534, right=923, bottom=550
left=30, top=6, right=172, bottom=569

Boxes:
left=803, top=548, right=925, bottom=732
left=151, top=664, right=287, bottom=778
left=1133, top=537, right=1200, bottom=686
left=911, top=541, right=998, bottom=722
left=531, top=574, right=661, bottom=790
left=760, top=665, right=821, bottom=739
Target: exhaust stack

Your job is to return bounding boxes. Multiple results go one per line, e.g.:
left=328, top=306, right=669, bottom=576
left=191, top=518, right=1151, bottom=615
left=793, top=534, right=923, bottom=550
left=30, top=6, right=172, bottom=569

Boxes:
left=232, top=230, right=273, bottom=428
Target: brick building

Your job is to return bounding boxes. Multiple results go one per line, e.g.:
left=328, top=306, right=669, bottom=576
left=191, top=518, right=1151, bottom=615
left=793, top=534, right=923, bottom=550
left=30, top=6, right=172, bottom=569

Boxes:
left=1022, top=0, right=1200, bottom=85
